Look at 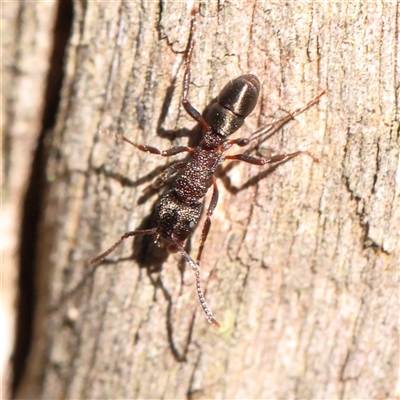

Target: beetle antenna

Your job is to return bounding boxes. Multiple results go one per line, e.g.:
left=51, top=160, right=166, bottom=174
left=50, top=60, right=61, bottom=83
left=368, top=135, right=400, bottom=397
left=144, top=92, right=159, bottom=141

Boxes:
left=175, top=243, right=220, bottom=328
left=90, top=228, right=157, bottom=266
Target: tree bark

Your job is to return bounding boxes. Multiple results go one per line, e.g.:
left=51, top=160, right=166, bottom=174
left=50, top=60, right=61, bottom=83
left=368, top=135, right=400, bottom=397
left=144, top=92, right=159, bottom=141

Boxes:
left=14, top=1, right=398, bottom=399
left=2, top=2, right=59, bottom=398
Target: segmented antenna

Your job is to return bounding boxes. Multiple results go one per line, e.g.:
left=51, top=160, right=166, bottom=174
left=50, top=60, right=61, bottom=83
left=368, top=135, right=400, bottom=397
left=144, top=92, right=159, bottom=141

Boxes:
left=90, top=228, right=157, bottom=266
left=175, top=243, right=220, bottom=328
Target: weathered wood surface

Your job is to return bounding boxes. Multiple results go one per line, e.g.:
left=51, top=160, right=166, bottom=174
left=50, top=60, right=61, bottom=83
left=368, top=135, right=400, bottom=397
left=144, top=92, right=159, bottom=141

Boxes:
left=2, top=2, right=58, bottom=399
left=16, top=1, right=398, bottom=399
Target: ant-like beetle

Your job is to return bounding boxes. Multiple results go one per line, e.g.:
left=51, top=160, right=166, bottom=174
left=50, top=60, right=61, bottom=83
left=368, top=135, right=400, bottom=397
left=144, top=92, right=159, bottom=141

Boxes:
left=91, top=10, right=326, bottom=328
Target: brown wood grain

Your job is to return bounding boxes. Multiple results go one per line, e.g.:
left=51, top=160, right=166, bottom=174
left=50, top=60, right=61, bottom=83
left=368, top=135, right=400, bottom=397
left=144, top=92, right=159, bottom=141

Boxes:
left=14, top=1, right=399, bottom=399
left=2, top=2, right=59, bottom=399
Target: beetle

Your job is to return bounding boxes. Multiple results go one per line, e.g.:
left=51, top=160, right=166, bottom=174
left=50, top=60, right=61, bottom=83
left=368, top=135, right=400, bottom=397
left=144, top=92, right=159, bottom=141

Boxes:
left=91, top=10, right=326, bottom=327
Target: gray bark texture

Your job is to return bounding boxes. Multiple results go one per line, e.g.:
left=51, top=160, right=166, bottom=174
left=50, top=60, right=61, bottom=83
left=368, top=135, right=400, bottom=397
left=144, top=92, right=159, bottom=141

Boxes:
left=12, top=1, right=399, bottom=399
left=2, top=2, right=58, bottom=399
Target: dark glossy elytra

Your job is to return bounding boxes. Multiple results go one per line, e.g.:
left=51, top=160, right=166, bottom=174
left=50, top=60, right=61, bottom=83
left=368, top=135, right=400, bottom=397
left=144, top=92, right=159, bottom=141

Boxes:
left=205, top=74, right=260, bottom=137
left=90, top=10, right=326, bottom=328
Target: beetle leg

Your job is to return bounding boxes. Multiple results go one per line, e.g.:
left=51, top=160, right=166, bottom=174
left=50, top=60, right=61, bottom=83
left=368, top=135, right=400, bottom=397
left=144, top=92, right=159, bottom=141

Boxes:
left=196, top=177, right=219, bottom=265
